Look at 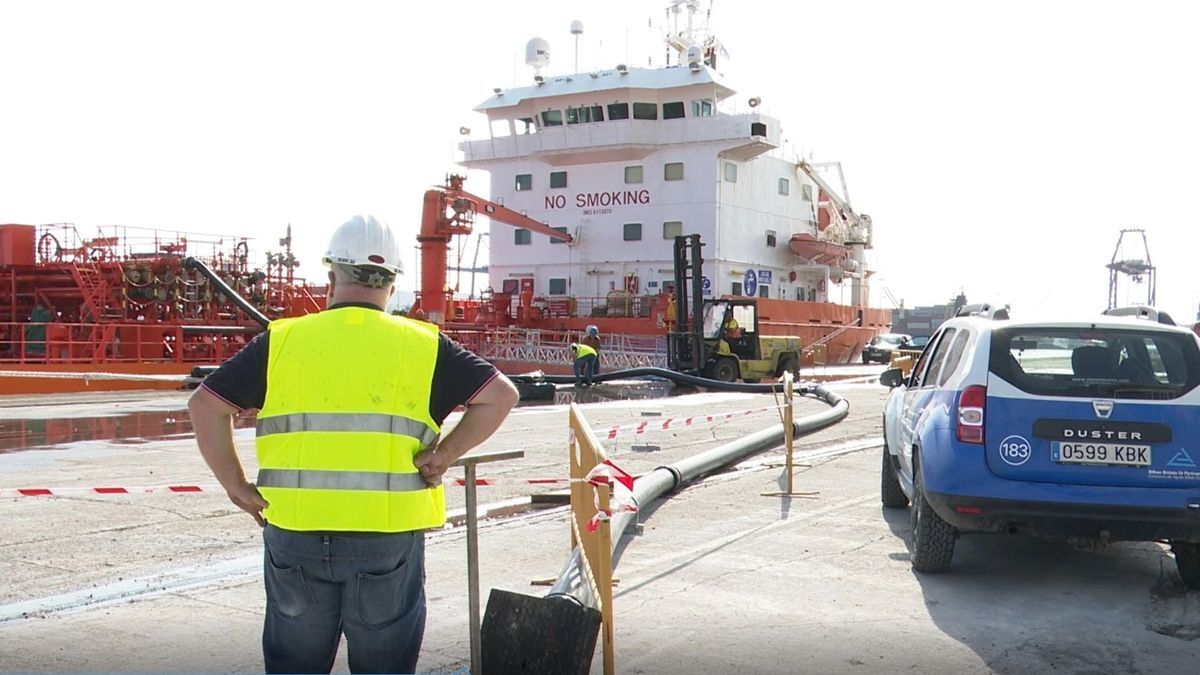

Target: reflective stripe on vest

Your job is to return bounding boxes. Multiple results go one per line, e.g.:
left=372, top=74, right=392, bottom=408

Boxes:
left=256, top=412, right=438, bottom=447
left=258, top=468, right=429, bottom=493
left=256, top=307, right=443, bottom=533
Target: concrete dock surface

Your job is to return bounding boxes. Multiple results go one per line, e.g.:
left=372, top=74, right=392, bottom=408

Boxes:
left=2, top=377, right=1199, bottom=674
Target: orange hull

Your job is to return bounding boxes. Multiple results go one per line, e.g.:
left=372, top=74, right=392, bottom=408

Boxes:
left=0, top=363, right=200, bottom=395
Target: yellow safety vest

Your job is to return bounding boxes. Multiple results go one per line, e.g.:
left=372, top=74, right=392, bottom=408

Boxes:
left=256, top=307, right=444, bottom=532
left=573, top=343, right=597, bottom=359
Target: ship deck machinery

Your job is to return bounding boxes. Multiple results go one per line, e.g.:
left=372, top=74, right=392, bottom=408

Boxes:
left=0, top=223, right=324, bottom=393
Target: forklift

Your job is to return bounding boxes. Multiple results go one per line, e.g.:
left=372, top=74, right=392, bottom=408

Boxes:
left=666, top=235, right=803, bottom=382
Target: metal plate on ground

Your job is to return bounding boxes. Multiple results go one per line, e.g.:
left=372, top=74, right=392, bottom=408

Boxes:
left=481, top=589, right=601, bottom=675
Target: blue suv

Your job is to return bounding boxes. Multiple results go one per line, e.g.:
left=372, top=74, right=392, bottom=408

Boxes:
left=880, top=304, right=1200, bottom=587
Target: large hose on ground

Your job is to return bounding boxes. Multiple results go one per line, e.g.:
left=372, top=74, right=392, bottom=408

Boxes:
left=546, top=384, right=849, bottom=608
left=183, top=257, right=270, bottom=328
left=508, top=366, right=809, bottom=393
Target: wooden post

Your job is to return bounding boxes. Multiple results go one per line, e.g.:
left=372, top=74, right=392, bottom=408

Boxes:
left=450, top=449, right=525, bottom=675
left=762, top=371, right=819, bottom=499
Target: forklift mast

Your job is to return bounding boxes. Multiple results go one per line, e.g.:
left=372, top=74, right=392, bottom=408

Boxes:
left=668, top=234, right=705, bottom=372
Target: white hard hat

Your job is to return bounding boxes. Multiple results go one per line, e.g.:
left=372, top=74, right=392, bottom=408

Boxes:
left=322, top=215, right=403, bottom=275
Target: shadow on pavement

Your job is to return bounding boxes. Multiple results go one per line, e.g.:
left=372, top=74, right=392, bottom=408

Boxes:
left=879, top=505, right=1200, bottom=673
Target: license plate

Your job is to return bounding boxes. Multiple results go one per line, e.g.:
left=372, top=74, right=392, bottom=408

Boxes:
left=1051, top=442, right=1151, bottom=467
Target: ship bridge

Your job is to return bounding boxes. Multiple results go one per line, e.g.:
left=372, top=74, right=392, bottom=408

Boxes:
left=460, top=66, right=780, bottom=166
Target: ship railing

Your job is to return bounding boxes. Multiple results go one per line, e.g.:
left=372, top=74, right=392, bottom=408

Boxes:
left=33, top=224, right=259, bottom=272
left=461, top=112, right=780, bottom=163
left=0, top=320, right=258, bottom=366
left=447, top=326, right=667, bottom=370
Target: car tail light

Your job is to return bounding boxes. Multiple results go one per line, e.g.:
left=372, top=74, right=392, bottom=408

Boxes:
left=956, top=385, right=986, bottom=444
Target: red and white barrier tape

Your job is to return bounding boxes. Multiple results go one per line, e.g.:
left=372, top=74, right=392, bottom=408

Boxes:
left=1, top=484, right=218, bottom=497
left=604, top=403, right=786, bottom=441
left=2, top=477, right=581, bottom=496
left=584, top=459, right=638, bottom=532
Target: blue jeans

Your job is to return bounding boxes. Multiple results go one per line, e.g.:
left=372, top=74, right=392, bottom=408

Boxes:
left=262, top=524, right=426, bottom=674
left=574, top=354, right=597, bottom=386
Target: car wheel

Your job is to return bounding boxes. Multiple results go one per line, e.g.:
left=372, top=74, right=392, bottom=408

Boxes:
left=712, top=358, right=738, bottom=382
left=880, top=431, right=908, bottom=508
left=910, top=456, right=956, bottom=573
left=861, top=354, right=870, bottom=364
left=1171, top=541, right=1200, bottom=590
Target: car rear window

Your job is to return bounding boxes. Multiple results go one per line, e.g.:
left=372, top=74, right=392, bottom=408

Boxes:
left=989, top=326, right=1200, bottom=399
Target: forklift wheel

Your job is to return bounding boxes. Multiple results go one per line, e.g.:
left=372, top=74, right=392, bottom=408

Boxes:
left=712, top=358, right=738, bottom=382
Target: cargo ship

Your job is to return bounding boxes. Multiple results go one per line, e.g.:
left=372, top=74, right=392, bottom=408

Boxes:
left=0, top=223, right=324, bottom=394
left=413, top=1, right=890, bottom=374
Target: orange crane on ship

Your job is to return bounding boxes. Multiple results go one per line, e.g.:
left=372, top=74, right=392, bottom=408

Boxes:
left=414, top=174, right=573, bottom=324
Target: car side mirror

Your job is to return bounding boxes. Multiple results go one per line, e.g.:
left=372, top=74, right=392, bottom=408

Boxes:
left=879, top=367, right=904, bottom=388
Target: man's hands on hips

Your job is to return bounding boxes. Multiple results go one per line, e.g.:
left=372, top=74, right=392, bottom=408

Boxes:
left=226, top=480, right=269, bottom=526
left=414, top=447, right=450, bottom=487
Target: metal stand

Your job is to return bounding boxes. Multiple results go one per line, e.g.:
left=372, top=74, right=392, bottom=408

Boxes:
left=451, top=449, right=524, bottom=675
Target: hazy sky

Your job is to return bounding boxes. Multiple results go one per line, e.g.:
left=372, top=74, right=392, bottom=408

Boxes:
left=3, top=1, right=1197, bottom=321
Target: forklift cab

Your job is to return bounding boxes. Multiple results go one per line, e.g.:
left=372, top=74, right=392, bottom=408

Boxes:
left=703, top=300, right=759, bottom=360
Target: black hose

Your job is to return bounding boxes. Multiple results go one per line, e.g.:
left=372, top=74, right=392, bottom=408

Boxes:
left=182, top=257, right=270, bottom=328
left=548, top=384, right=849, bottom=606
left=507, top=366, right=806, bottom=393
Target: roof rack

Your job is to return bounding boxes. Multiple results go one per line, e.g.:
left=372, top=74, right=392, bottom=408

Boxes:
left=954, top=303, right=1010, bottom=320
left=1102, top=305, right=1176, bottom=326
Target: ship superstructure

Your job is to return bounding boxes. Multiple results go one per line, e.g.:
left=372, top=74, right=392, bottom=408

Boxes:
left=445, top=1, right=887, bottom=368
left=461, top=23, right=869, bottom=309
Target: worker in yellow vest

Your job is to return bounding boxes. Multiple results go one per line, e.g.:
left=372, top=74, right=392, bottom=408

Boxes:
left=189, top=215, right=518, bottom=674
left=570, top=341, right=598, bottom=387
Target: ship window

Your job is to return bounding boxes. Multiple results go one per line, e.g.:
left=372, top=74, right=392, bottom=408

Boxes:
left=518, top=117, right=536, bottom=134
left=549, top=278, right=568, bottom=295
left=633, top=102, right=658, bottom=120
left=766, top=230, right=777, bottom=247
left=608, top=102, right=630, bottom=120
left=515, top=174, right=532, bottom=191
left=664, top=162, right=684, bottom=181
left=566, top=105, right=604, bottom=124
left=663, top=101, right=685, bottom=119
left=778, top=178, right=790, bottom=195
left=724, top=161, right=737, bottom=183
left=490, top=119, right=511, bottom=137
left=663, top=221, right=683, bottom=239
left=732, top=281, right=743, bottom=296
left=550, top=171, right=567, bottom=189
left=801, top=184, right=813, bottom=201
left=759, top=285, right=769, bottom=299
left=623, top=223, right=643, bottom=241
left=550, top=226, right=569, bottom=244
left=514, top=229, right=531, bottom=245
left=750, top=121, right=767, bottom=136
left=541, top=109, right=563, bottom=127
left=692, top=98, right=714, bottom=117
left=624, top=165, right=643, bottom=184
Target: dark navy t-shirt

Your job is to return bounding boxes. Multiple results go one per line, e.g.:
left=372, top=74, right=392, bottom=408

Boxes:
left=200, top=304, right=499, bottom=426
